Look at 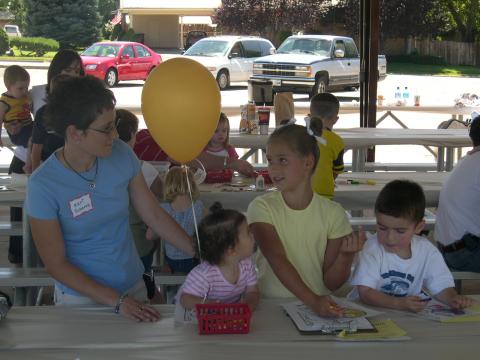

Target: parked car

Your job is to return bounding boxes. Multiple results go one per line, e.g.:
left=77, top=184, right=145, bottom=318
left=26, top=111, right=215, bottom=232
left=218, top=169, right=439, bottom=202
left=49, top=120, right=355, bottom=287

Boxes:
left=3, top=24, right=21, bottom=37
left=184, top=30, right=207, bottom=50
left=183, top=36, right=275, bottom=90
left=81, top=41, right=162, bottom=87
left=251, top=35, right=387, bottom=97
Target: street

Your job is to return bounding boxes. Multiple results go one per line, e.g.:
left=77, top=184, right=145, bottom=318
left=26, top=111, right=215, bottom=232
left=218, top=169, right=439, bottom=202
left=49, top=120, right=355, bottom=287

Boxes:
left=0, top=66, right=479, bottom=166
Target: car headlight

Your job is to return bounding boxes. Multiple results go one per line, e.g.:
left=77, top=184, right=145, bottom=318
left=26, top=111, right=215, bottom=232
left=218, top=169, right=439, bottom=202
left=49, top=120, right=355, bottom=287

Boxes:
left=85, top=64, right=97, bottom=71
left=206, top=67, right=217, bottom=72
left=295, top=65, right=312, bottom=77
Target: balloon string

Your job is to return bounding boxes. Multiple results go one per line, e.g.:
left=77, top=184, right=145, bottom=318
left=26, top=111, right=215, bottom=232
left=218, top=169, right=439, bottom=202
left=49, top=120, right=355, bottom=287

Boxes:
left=183, top=164, right=202, bottom=261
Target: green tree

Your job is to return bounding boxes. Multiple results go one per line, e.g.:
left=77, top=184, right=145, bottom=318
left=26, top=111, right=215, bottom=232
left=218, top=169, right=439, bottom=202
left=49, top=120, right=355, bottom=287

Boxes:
left=0, top=0, right=27, bottom=32
left=341, top=0, right=447, bottom=38
left=98, top=0, right=118, bottom=38
left=215, top=0, right=329, bottom=46
left=25, top=0, right=101, bottom=48
left=440, top=0, right=480, bottom=42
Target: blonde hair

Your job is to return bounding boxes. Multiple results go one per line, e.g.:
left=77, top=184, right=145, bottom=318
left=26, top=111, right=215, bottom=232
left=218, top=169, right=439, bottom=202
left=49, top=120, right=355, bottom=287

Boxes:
left=213, top=112, right=231, bottom=149
left=164, top=166, right=200, bottom=202
left=4, top=65, right=30, bottom=87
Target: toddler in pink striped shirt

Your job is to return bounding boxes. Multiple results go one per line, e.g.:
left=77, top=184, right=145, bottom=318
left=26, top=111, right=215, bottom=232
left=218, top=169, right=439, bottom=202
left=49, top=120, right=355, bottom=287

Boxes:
left=179, top=207, right=260, bottom=311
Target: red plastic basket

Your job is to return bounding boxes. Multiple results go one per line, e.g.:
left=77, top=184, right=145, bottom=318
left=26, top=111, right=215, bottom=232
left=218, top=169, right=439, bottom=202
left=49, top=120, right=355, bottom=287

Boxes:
left=205, top=169, right=234, bottom=184
left=195, top=303, right=251, bottom=335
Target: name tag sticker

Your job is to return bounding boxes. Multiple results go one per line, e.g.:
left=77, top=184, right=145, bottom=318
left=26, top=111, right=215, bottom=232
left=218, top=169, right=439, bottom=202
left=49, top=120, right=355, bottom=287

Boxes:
left=69, top=193, right=94, bottom=218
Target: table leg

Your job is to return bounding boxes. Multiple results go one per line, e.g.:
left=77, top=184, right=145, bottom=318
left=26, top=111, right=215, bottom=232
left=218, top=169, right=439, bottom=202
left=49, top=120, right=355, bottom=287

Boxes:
left=352, top=148, right=366, bottom=172
left=437, top=147, right=445, bottom=171
left=23, top=206, right=41, bottom=306
left=445, top=147, right=455, bottom=171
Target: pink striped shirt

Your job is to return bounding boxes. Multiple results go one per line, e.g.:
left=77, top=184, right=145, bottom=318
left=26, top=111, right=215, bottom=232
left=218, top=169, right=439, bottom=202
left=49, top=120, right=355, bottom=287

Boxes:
left=180, top=258, right=257, bottom=303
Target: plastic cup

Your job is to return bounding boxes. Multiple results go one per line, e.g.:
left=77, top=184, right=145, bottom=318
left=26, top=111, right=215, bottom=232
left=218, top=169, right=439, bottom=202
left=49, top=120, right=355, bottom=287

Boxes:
left=414, top=95, right=420, bottom=106
left=257, top=107, right=270, bottom=125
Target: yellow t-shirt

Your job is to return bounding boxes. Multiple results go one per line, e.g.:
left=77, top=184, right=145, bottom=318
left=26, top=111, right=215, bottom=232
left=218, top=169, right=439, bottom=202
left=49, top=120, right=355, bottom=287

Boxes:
left=247, top=191, right=352, bottom=298
left=311, top=129, right=345, bottom=198
left=0, top=93, right=32, bottom=124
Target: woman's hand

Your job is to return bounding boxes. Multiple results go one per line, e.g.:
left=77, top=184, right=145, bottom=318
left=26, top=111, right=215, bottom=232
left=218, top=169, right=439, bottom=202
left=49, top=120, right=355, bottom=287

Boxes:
left=119, top=297, right=161, bottom=322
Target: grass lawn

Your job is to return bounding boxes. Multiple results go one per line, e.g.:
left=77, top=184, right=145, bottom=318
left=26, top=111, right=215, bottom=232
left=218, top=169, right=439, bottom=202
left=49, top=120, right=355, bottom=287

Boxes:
left=388, top=62, right=480, bottom=77
left=0, top=49, right=56, bottom=62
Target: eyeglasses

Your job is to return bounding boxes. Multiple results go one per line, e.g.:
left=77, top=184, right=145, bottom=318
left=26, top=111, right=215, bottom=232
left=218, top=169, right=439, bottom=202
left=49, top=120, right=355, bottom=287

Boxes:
left=88, top=116, right=120, bottom=135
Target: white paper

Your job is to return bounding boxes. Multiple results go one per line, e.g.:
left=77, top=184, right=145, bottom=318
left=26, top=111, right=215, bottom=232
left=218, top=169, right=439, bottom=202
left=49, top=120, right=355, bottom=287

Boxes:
left=282, top=297, right=382, bottom=334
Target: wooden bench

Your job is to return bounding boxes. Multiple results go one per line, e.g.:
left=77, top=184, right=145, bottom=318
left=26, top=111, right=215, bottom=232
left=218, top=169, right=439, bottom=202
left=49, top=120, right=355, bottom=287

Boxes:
left=0, top=267, right=187, bottom=306
left=452, top=271, right=480, bottom=294
left=344, top=162, right=438, bottom=172
left=0, top=221, right=23, bottom=237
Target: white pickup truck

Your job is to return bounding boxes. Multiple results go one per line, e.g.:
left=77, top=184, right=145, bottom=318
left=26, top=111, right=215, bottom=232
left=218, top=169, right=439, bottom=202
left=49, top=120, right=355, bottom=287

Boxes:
left=250, top=35, right=387, bottom=97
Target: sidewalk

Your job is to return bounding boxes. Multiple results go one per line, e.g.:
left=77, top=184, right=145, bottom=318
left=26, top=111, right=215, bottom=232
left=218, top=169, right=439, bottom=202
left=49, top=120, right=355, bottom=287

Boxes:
left=0, top=60, right=50, bottom=69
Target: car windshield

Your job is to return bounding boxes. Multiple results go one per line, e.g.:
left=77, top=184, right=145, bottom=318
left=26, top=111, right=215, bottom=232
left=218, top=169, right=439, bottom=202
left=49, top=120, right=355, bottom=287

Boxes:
left=82, top=44, right=121, bottom=57
left=4, top=26, right=17, bottom=34
left=277, top=38, right=332, bottom=56
left=184, top=40, right=230, bottom=57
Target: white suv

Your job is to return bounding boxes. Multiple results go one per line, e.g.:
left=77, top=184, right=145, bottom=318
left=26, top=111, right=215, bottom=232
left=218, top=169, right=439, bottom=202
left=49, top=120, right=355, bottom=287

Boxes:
left=183, top=36, right=275, bottom=90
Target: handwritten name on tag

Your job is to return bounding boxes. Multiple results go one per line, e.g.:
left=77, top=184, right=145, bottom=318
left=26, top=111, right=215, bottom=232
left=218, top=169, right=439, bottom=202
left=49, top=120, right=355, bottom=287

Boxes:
left=69, top=193, right=94, bottom=218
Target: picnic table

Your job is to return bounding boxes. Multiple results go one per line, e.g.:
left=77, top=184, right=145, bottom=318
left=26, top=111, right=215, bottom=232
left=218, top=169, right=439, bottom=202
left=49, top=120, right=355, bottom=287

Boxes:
left=2, top=297, right=479, bottom=358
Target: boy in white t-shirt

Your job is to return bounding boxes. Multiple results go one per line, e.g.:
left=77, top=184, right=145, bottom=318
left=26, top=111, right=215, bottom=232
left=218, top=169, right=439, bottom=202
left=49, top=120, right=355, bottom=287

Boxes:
left=349, top=180, right=473, bottom=312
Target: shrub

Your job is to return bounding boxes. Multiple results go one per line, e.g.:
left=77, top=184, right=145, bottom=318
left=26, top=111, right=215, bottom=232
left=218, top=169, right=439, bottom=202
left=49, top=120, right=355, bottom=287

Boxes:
left=9, top=37, right=59, bottom=56
left=0, top=29, right=9, bottom=55
left=386, top=54, right=447, bottom=66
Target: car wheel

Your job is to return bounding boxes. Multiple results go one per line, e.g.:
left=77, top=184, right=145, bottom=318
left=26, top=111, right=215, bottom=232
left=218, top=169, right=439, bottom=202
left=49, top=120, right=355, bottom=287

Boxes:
left=105, top=68, right=118, bottom=87
left=310, top=75, right=328, bottom=97
left=216, top=70, right=229, bottom=90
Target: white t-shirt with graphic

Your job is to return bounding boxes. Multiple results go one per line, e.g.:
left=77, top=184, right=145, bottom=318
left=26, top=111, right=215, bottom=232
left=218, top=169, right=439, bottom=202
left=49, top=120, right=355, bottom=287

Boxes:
left=349, top=234, right=454, bottom=299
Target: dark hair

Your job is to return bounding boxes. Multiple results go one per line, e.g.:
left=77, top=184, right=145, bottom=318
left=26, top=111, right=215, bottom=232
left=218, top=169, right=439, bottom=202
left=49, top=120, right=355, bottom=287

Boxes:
left=309, top=116, right=323, bottom=138
left=49, top=74, right=71, bottom=93
left=375, top=180, right=425, bottom=223
left=197, top=205, right=247, bottom=265
left=46, top=49, right=84, bottom=93
left=45, top=75, right=116, bottom=138
left=267, top=124, right=319, bottom=173
left=116, top=109, right=139, bottom=143
left=470, top=115, right=480, bottom=147
left=310, top=92, right=340, bottom=119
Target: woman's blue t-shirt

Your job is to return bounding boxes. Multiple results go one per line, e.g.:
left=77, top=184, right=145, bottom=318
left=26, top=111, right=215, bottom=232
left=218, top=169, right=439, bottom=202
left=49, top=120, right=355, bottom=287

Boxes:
left=26, top=139, right=144, bottom=296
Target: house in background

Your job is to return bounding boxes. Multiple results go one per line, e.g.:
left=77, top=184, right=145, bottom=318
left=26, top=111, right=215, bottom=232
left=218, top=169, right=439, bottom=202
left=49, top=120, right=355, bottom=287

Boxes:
left=0, top=11, right=14, bottom=31
left=119, top=0, right=221, bottom=49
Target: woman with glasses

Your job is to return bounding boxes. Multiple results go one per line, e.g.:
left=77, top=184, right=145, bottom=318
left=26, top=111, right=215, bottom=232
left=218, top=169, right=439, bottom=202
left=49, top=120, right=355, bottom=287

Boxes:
left=26, top=75, right=194, bottom=321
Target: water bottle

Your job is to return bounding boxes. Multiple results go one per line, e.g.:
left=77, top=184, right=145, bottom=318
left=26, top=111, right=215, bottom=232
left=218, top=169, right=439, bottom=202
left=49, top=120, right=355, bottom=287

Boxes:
left=402, top=86, right=410, bottom=106
left=256, top=174, right=265, bottom=191
left=394, top=86, right=402, bottom=106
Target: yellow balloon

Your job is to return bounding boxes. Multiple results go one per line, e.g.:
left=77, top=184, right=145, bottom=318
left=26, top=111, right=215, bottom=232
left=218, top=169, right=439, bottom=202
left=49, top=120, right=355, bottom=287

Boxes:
left=141, top=57, right=221, bottom=164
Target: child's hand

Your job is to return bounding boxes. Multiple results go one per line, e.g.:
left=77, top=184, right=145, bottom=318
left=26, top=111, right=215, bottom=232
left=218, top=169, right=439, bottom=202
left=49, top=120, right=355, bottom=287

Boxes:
left=399, top=296, right=428, bottom=313
left=308, top=295, right=344, bottom=317
left=450, top=295, right=474, bottom=310
left=230, top=159, right=254, bottom=177
left=340, top=228, right=366, bottom=255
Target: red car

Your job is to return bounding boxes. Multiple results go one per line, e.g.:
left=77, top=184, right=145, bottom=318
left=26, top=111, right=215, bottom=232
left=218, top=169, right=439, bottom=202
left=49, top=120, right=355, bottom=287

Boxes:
left=81, top=41, right=162, bottom=87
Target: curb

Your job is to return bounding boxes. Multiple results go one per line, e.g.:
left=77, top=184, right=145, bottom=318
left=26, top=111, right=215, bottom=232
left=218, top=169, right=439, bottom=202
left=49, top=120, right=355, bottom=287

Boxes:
left=0, top=61, right=50, bottom=70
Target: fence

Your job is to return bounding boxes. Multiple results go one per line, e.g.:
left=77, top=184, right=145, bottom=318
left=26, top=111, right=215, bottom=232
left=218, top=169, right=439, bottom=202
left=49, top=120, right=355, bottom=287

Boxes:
left=413, top=38, right=480, bottom=66
left=384, top=37, right=480, bottom=66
